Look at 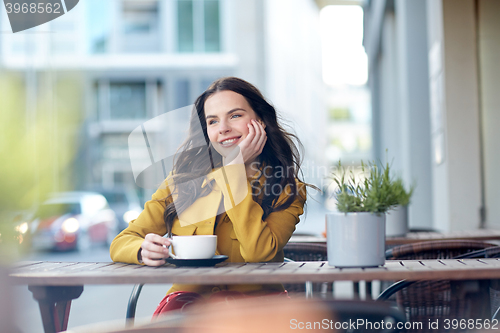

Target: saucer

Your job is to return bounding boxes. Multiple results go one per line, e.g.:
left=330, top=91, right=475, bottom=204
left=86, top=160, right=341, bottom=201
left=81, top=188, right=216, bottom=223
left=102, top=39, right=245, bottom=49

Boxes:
left=165, top=255, right=229, bottom=267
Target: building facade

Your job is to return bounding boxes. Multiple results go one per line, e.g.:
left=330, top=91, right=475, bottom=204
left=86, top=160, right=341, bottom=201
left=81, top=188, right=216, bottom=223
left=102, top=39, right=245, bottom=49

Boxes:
left=1, top=0, right=325, bottom=205
left=363, top=0, right=500, bottom=231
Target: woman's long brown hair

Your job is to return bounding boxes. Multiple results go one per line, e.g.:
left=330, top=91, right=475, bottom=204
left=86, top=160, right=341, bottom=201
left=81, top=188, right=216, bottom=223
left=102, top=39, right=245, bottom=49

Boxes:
left=162, top=77, right=315, bottom=236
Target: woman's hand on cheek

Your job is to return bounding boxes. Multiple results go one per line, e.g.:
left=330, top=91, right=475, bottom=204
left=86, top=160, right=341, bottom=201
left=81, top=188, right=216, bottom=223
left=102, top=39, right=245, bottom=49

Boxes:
left=226, top=120, right=266, bottom=166
left=140, top=233, right=171, bottom=266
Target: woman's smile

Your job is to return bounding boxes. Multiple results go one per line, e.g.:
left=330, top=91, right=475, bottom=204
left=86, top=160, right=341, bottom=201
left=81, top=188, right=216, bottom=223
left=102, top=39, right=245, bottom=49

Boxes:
left=219, top=136, right=242, bottom=148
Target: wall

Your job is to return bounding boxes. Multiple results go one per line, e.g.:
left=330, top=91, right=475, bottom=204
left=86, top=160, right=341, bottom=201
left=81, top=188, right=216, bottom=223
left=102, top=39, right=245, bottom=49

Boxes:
left=366, top=0, right=433, bottom=229
left=427, top=0, right=482, bottom=231
left=264, top=0, right=326, bottom=188
left=226, top=0, right=266, bottom=89
left=394, top=0, right=433, bottom=230
left=479, top=0, right=500, bottom=228
left=366, top=0, right=488, bottom=232
left=376, top=11, right=400, bottom=168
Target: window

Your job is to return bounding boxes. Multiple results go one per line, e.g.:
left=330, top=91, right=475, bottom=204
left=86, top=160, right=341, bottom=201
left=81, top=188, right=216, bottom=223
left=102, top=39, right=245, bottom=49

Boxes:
left=87, top=0, right=112, bottom=53
left=177, top=1, right=194, bottom=52
left=96, top=80, right=163, bottom=121
left=101, top=134, right=130, bottom=161
left=203, top=0, right=220, bottom=52
left=177, top=0, right=220, bottom=53
left=174, top=79, right=191, bottom=109
left=109, top=82, right=147, bottom=120
left=113, top=171, right=133, bottom=185
left=121, top=0, right=160, bottom=53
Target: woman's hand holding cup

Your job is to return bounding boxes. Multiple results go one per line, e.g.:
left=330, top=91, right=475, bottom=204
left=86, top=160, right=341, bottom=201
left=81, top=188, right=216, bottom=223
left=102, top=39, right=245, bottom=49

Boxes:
left=140, top=233, right=171, bottom=266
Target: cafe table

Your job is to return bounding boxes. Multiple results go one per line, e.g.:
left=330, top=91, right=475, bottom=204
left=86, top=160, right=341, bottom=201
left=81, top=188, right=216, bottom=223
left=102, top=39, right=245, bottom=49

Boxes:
left=9, top=258, right=500, bottom=333
left=290, top=229, right=500, bottom=300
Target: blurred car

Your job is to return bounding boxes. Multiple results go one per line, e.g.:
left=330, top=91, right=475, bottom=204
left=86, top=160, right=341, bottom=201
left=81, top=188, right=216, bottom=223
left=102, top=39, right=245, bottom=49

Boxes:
left=95, top=187, right=142, bottom=231
left=30, top=192, right=118, bottom=251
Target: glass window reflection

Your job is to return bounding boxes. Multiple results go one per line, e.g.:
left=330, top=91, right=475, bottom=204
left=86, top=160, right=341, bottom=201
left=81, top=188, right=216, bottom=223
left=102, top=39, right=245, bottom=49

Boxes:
left=109, top=83, right=147, bottom=120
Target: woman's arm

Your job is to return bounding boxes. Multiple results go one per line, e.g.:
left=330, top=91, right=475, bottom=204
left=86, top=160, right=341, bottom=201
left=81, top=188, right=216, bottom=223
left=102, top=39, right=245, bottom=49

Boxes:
left=212, top=164, right=306, bottom=262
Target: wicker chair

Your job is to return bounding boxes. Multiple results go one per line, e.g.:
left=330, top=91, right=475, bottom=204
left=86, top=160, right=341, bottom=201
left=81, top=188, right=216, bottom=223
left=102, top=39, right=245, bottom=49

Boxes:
left=449, top=244, right=500, bottom=260
left=282, top=243, right=331, bottom=298
left=378, top=240, right=499, bottom=333
left=454, top=246, right=500, bottom=321
left=385, top=240, right=498, bottom=260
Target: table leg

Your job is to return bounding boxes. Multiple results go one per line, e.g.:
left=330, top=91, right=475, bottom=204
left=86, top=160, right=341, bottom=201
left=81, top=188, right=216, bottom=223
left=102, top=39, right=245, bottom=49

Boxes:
left=28, top=285, right=84, bottom=333
left=353, top=282, right=360, bottom=299
left=353, top=282, right=372, bottom=300
left=365, top=281, right=373, bottom=300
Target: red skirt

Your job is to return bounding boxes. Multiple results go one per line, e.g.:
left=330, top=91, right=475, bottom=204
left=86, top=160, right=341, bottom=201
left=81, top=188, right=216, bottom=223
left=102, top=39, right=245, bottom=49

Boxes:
left=153, top=290, right=289, bottom=317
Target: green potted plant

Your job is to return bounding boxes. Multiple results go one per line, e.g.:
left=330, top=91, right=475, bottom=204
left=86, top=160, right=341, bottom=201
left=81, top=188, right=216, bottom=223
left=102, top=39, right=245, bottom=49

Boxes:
left=326, top=160, right=399, bottom=267
left=385, top=177, right=414, bottom=237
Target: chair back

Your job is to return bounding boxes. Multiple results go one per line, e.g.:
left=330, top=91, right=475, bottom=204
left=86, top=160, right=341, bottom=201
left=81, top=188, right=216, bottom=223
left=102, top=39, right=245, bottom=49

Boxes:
left=380, top=240, right=498, bottom=332
left=386, top=240, right=498, bottom=260
left=282, top=242, right=330, bottom=297
left=455, top=245, right=500, bottom=259
left=283, top=243, right=328, bottom=261
left=457, top=246, right=500, bottom=318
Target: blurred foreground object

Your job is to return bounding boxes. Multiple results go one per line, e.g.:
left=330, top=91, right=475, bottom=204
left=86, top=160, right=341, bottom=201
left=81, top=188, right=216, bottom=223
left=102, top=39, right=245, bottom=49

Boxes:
left=180, top=297, right=332, bottom=333
left=179, top=298, right=405, bottom=333
left=65, top=298, right=405, bottom=333
left=0, top=265, right=19, bottom=333
left=65, top=297, right=331, bottom=333
left=0, top=73, right=83, bottom=258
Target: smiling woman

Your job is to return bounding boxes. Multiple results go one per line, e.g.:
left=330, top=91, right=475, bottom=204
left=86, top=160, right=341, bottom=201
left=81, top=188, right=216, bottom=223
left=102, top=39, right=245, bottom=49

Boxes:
left=110, top=77, right=317, bottom=316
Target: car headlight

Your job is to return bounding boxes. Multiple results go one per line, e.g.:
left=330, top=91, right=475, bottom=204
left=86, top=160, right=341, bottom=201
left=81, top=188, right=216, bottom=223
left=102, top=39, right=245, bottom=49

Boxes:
left=15, top=222, right=29, bottom=234
left=123, top=210, right=140, bottom=223
left=61, top=218, right=80, bottom=233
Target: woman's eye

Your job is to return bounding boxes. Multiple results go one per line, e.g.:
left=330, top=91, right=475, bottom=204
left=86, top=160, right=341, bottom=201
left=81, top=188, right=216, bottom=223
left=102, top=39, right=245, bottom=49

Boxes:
left=231, top=114, right=241, bottom=119
left=208, top=120, right=218, bottom=125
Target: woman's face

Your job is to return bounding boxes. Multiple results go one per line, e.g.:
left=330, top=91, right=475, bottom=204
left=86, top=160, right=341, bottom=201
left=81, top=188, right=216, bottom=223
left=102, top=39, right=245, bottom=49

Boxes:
left=204, top=90, right=261, bottom=157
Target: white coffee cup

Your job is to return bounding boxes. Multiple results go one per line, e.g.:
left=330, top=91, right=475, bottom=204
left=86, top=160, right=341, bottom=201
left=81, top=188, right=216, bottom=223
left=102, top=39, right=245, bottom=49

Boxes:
left=170, top=235, right=217, bottom=259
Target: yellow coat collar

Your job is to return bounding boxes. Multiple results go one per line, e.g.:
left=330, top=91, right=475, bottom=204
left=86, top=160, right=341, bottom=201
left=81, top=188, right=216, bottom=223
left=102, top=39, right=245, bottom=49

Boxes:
left=173, top=164, right=266, bottom=234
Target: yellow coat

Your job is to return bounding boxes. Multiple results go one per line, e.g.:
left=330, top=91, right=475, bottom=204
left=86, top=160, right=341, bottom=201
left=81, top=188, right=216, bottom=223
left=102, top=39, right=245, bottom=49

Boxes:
left=110, top=163, right=306, bottom=296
